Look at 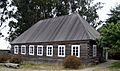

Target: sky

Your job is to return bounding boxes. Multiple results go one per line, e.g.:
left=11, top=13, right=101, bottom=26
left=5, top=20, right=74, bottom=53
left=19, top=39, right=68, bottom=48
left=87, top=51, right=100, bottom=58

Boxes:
left=0, top=0, right=120, bottom=50
left=94, top=0, right=120, bottom=21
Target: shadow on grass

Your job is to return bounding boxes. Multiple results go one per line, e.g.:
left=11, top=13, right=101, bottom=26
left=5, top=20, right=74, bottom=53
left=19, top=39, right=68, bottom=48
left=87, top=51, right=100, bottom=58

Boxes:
left=108, top=61, right=120, bottom=71
left=109, top=61, right=120, bottom=69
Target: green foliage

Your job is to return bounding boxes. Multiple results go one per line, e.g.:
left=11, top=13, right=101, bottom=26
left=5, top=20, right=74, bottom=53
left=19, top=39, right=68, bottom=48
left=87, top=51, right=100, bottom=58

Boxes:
left=0, top=0, right=16, bottom=27
left=97, top=21, right=120, bottom=54
left=63, top=55, right=81, bottom=69
left=9, top=55, right=23, bottom=64
left=98, top=4, right=120, bottom=54
left=7, top=0, right=103, bottom=41
left=106, top=4, right=120, bottom=24
left=0, top=0, right=16, bottom=38
left=109, top=52, right=120, bottom=60
left=8, top=0, right=56, bottom=41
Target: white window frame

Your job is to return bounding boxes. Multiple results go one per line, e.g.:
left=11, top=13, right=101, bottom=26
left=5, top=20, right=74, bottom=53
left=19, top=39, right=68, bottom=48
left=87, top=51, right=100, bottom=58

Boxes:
left=58, top=45, right=65, bottom=57
left=37, top=45, right=43, bottom=56
left=21, top=45, right=26, bottom=55
left=93, top=45, right=97, bottom=57
left=14, top=45, right=19, bottom=54
left=71, top=45, right=80, bottom=57
left=29, top=45, right=34, bottom=55
left=46, top=45, right=53, bottom=56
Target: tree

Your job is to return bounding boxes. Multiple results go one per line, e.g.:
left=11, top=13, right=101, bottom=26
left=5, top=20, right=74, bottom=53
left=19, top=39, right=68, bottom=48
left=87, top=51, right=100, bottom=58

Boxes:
left=106, top=4, right=120, bottom=24
left=97, top=21, right=120, bottom=54
left=8, top=0, right=57, bottom=41
left=0, top=0, right=16, bottom=37
left=54, top=0, right=103, bottom=28
left=73, top=0, right=103, bottom=28
left=97, top=4, right=120, bottom=59
left=8, top=0, right=103, bottom=41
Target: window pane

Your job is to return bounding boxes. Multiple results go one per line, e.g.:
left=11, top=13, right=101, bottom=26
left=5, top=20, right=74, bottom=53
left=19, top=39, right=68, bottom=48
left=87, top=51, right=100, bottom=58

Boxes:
left=14, top=46, right=19, bottom=54
left=76, top=49, right=78, bottom=52
left=62, top=53, right=64, bottom=55
left=38, top=47, right=43, bottom=55
left=93, top=45, right=97, bottom=57
left=47, top=46, right=53, bottom=56
left=73, top=50, right=75, bottom=52
left=59, top=49, right=61, bottom=53
left=73, top=47, right=75, bottom=49
left=76, top=47, right=78, bottom=50
left=30, top=47, right=33, bottom=53
left=73, top=53, right=75, bottom=55
left=72, top=45, right=80, bottom=57
left=22, top=48, right=24, bottom=53
left=58, top=45, right=65, bottom=57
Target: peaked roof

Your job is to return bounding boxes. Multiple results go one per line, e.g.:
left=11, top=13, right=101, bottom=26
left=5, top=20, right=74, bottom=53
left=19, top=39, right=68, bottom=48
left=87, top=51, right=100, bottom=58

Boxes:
left=11, top=13, right=100, bottom=44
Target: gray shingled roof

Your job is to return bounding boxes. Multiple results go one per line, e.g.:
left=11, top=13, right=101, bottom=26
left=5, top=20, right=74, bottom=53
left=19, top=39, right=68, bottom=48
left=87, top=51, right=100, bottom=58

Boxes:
left=11, top=13, right=100, bottom=44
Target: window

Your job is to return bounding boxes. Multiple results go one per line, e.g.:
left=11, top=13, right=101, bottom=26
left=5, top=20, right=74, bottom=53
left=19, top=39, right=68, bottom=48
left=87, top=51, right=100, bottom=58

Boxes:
left=58, top=45, right=65, bottom=57
left=14, top=45, right=19, bottom=54
left=37, top=45, right=43, bottom=56
left=21, top=45, right=26, bottom=55
left=29, top=45, right=34, bottom=55
left=71, top=45, right=80, bottom=57
left=46, top=45, right=53, bottom=56
left=93, top=45, right=97, bottom=57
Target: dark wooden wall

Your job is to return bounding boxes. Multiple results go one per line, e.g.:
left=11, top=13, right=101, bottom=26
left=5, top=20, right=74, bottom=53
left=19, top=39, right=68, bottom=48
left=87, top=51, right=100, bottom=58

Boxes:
left=11, top=40, right=102, bottom=65
left=87, top=40, right=104, bottom=64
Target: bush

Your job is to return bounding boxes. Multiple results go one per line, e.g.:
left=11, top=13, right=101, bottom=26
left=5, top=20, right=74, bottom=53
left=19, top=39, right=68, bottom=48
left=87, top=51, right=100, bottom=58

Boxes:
left=9, top=55, right=23, bottom=64
left=0, top=55, right=11, bottom=63
left=63, top=55, right=81, bottom=69
left=109, top=52, right=120, bottom=60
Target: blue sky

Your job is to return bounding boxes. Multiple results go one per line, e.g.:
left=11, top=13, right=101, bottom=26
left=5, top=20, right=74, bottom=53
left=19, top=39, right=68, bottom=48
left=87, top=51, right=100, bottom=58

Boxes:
left=0, top=0, right=120, bottom=49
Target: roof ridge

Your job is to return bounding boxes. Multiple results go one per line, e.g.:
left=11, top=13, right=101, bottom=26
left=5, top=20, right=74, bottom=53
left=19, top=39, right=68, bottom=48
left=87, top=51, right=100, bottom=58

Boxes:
left=76, top=13, right=90, bottom=39
left=76, top=13, right=100, bottom=40
left=38, top=13, right=74, bottom=22
left=82, top=18, right=100, bottom=39
left=11, top=13, right=100, bottom=44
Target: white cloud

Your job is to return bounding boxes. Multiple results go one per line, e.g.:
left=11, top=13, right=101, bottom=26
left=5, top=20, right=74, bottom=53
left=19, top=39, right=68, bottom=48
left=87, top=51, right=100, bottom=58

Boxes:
left=94, top=0, right=120, bottom=21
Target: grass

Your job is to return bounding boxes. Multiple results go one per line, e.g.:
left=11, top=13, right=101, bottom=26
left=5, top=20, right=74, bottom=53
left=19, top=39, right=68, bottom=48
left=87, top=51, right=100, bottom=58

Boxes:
left=21, top=64, right=63, bottom=70
left=0, top=64, right=64, bottom=71
left=109, top=61, right=120, bottom=71
left=0, top=62, right=84, bottom=70
left=110, top=61, right=120, bottom=68
left=93, top=60, right=120, bottom=71
left=20, top=63, right=86, bottom=70
left=1, top=61, right=120, bottom=71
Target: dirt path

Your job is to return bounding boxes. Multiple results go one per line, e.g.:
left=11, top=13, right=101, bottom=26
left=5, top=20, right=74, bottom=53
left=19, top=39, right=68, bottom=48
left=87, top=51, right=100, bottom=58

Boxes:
left=78, top=60, right=118, bottom=71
